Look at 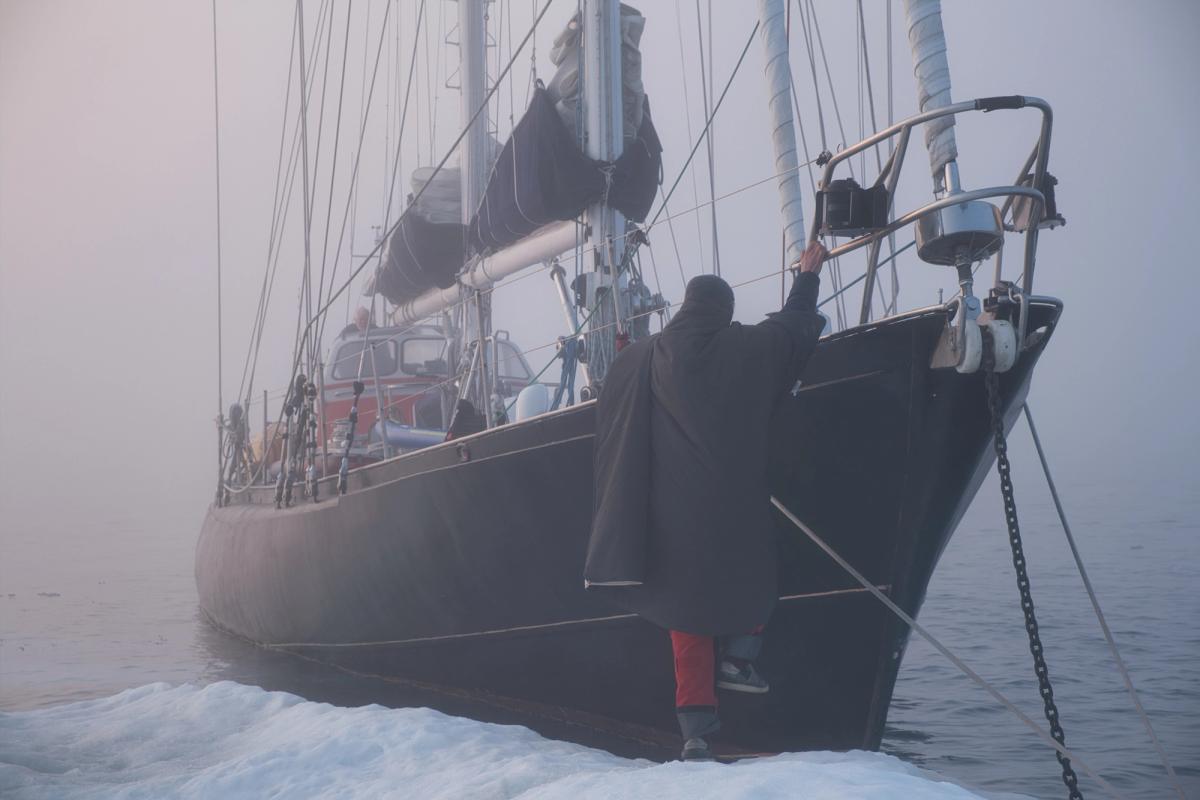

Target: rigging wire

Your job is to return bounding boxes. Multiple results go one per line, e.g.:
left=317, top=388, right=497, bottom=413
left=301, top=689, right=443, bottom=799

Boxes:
left=265, top=0, right=336, bottom=388
left=1023, top=404, right=1187, bottom=799
left=297, top=0, right=338, bottom=373
left=305, top=115, right=829, bottom=401
left=649, top=21, right=759, bottom=234
left=380, top=0, right=429, bottom=234
left=235, top=0, right=329, bottom=406
left=253, top=6, right=908, bottom=446
left=288, top=0, right=560, bottom=393
left=656, top=188, right=690, bottom=290
left=855, top=0, right=899, bottom=322
left=783, top=5, right=818, bottom=219
left=856, top=0, right=863, bottom=182
left=511, top=22, right=764, bottom=398
left=672, top=0, right=709, bottom=277
left=885, top=0, right=899, bottom=314
left=296, top=0, right=398, bottom=367
left=246, top=0, right=373, bottom=407
left=525, top=0, right=538, bottom=106
left=292, top=0, right=318, bottom=382
left=807, top=0, right=853, bottom=161
left=247, top=40, right=328, bottom=409
left=794, top=0, right=845, bottom=330
left=311, top=0, right=356, bottom=356
left=693, top=0, right=721, bottom=275
left=307, top=0, right=337, bottom=226
left=235, top=2, right=298, bottom=398
left=770, top=498, right=1124, bottom=800
left=536, top=240, right=918, bottom=353
left=258, top=0, right=331, bottom=349
left=794, top=0, right=826, bottom=155
left=211, top=0, right=225, bottom=424
left=280, top=148, right=834, bottom=448
left=348, top=0, right=374, bottom=327
left=784, top=13, right=818, bottom=206
left=321, top=217, right=881, bottom=451
left=506, top=0, right=516, bottom=129
left=236, top=3, right=300, bottom=405
left=318, top=147, right=828, bottom=383
left=428, top=0, right=443, bottom=164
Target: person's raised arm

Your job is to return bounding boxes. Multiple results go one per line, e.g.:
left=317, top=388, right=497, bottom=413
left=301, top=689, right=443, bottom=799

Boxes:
left=753, top=240, right=827, bottom=392
left=782, top=239, right=825, bottom=312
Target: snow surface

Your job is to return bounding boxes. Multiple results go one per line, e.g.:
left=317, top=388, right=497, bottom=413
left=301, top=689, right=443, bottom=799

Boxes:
left=0, top=682, right=1022, bottom=799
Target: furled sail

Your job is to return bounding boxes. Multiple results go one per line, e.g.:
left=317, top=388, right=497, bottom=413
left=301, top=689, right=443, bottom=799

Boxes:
left=471, top=4, right=660, bottom=253
left=545, top=4, right=647, bottom=146
left=469, top=88, right=604, bottom=253
left=757, top=0, right=806, bottom=266
left=469, top=89, right=661, bottom=253
left=370, top=3, right=661, bottom=305
left=369, top=167, right=467, bottom=305
left=904, top=0, right=958, bottom=184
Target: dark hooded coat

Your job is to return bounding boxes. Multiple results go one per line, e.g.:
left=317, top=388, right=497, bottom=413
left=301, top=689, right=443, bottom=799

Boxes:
left=585, top=271, right=824, bottom=635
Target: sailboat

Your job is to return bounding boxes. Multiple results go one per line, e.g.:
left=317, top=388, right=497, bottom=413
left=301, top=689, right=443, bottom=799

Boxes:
left=198, top=0, right=1065, bottom=757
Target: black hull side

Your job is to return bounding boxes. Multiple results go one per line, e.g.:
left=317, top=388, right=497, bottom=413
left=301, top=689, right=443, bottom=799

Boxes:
left=197, top=300, right=1062, bottom=755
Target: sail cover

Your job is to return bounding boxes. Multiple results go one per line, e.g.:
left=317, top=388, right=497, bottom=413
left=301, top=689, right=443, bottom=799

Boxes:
left=370, top=167, right=467, bottom=305
left=374, top=4, right=662, bottom=302
left=470, top=87, right=662, bottom=253
left=544, top=4, right=647, bottom=144
left=469, top=89, right=604, bottom=252
left=904, top=0, right=958, bottom=180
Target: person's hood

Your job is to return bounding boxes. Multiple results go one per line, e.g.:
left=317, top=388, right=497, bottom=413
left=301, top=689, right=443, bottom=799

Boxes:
left=664, top=274, right=734, bottom=335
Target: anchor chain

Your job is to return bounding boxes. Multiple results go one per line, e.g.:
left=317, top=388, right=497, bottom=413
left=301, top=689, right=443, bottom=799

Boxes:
left=982, top=326, right=1083, bottom=800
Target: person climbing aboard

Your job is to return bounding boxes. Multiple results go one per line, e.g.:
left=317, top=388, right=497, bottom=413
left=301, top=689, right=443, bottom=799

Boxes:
left=584, top=240, right=827, bottom=762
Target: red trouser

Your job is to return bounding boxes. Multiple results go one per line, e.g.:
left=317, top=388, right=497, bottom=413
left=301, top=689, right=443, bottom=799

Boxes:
left=670, top=625, right=765, bottom=709
left=670, top=630, right=717, bottom=708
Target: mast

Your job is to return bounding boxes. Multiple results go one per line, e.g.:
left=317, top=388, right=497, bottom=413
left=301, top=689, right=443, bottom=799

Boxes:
left=903, top=0, right=959, bottom=193
left=456, top=0, right=492, bottom=421
left=757, top=0, right=806, bottom=267
left=580, top=0, right=625, bottom=386
left=458, top=0, right=489, bottom=217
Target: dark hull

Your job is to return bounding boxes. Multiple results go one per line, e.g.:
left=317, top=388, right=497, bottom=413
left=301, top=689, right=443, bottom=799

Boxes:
left=197, top=300, right=1062, bottom=756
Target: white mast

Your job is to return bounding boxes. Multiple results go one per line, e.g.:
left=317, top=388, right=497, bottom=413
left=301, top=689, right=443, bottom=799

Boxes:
left=903, top=0, right=959, bottom=192
left=757, top=0, right=806, bottom=266
left=580, top=0, right=625, bottom=385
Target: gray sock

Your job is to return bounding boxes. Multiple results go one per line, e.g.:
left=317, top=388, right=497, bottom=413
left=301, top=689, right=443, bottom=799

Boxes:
left=676, top=708, right=721, bottom=740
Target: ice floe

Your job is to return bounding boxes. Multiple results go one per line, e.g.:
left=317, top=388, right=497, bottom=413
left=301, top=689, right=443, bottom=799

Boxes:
left=0, top=682, right=1019, bottom=799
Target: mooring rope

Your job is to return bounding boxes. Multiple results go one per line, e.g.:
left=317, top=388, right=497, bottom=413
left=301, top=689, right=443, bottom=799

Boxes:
left=1022, top=403, right=1185, bottom=798
left=769, top=496, right=1124, bottom=799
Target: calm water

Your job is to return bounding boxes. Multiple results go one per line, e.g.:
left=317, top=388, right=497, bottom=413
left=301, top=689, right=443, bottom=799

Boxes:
left=2, top=441, right=1196, bottom=799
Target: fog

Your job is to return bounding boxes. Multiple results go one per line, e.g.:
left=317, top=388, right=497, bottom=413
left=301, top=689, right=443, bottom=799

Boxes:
left=2, top=0, right=1198, bottom=570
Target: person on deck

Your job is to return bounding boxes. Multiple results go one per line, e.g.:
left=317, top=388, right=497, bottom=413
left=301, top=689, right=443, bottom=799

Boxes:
left=584, top=240, right=827, bottom=761
left=340, top=306, right=377, bottom=338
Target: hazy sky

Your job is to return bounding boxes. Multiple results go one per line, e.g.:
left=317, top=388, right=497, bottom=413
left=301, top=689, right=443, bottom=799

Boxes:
left=2, top=0, right=1198, bottom=534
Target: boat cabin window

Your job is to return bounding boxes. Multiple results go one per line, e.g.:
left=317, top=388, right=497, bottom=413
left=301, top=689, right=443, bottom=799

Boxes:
left=331, top=340, right=399, bottom=380
left=401, top=337, right=448, bottom=376
left=496, top=341, right=532, bottom=382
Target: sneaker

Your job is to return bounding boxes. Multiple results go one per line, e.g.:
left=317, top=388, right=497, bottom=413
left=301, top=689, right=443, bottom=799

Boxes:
left=716, top=660, right=770, bottom=694
left=681, top=737, right=715, bottom=761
